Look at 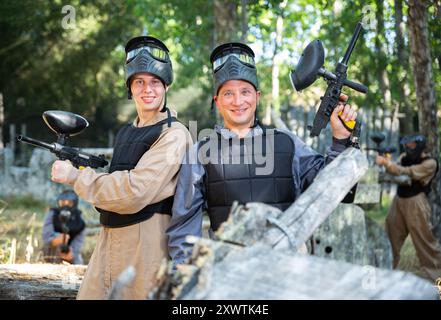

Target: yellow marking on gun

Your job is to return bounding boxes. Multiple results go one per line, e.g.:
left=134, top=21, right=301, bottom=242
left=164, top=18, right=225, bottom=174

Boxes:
left=338, top=111, right=356, bottom=131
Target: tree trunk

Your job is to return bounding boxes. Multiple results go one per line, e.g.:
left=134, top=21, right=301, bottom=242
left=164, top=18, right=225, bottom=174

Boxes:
left=263, top=0, right=287, bottom=125
left=271, top=5, right=285, bottom=113
left=240, top=0, right=248, bottom=42
left=0, top=93, right=3, bottom=148
left=375, top=0, right=392, bottom=111
left=408, top=0, right=441, bottom=240
left=212, top=0, right=239, bottom=124
left=394, top=0, right=414, bottom=135
left=213, top=0, right=238, bottom=45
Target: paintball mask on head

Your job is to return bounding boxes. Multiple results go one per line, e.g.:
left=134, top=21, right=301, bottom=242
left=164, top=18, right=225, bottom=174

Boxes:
left=124, top=36, right=173, bottom=101
left=400, top=134, right=426, bottom=160
left=210, top=42, right=258, bottom=95
left=57, top=190, right=78, bottom=210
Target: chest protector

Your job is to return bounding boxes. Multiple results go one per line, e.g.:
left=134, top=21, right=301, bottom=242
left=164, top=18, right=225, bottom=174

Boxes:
left=397, top=156, right=439, bottom=198
left=52, top=208, right=86, bottom=244
left=97, top=118, right=177, bottom=228
left=200, top=130, right=295, bottom=231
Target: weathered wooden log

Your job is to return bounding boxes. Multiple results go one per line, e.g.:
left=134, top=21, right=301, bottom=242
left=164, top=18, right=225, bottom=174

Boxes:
left=266, top=147, right=369, bottom=251
left=151, top=148, right=436, bottom=300
left=218, top=148, right=369, bottom=251
left=311, top=203, right=393, bottom=269
left=177, top=242, right=437, bottom=300
left=311, top=204, right=370, bottom=266
left=365, top=216, right=394, bottom=269
left=353, top=184, right=381, bottom=204
left=0, top=264, right=86, bottom=300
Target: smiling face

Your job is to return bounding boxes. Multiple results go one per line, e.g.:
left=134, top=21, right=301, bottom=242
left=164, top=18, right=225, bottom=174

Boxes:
left=130, top=73, right=167, bottom=117
left=214, top=80, right=260, bottom=131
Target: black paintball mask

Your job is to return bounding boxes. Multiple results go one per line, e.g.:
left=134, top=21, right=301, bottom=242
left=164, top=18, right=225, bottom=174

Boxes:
left=400, top=134, right=426, bottom=160
left=57, top=189, right=78, bottom=215
left=124, top=36, right=173, bottom=114
left=210, top=42, right=258, bottom=95
left=210, top=42, right=260, bottom=126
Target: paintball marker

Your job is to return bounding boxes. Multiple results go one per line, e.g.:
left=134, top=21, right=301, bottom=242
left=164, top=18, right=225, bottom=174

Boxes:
left=290, top=22, right=367, bottom=145
left=17, top=110, right=108, bottom=169
left=366, top=146, right=397, bottom=157
left=365, top=132, right=397, bottom=157
left=58, top=208, right=71, bottom=253
left=365, top=132, right=410, bottom=186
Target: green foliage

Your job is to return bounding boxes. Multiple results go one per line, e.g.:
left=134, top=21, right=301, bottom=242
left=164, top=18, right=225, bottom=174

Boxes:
left=0, top=0, right=439, bottom=141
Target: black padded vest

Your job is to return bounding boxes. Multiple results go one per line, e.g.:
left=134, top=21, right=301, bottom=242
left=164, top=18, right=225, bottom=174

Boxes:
left=397, top=156, right=439, bottom=198
left=97, top=117, right=177, bottom=228
left=52, top=208, right=86, bottom=244
left=199, top=130, right=295, bottom=231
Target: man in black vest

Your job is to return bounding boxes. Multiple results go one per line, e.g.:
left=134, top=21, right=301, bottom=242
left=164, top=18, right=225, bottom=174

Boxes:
left=376, top=134, right=441, bottom=281
left=167, top=42, right=358, bottom=266
left=42, top=190, right=86, bottom=264
left=50, top=36, right=192, bottom=299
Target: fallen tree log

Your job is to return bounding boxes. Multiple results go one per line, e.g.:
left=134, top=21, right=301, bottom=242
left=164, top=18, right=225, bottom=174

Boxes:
left=217, top=148, right=368, bottom=251
left=0, top=264, right=86, bottom=300
left=150, top=148, right=437, bottom=300
left=311, top=203, right=393, bottom=269
left=170, top=240, right=436, bottom=300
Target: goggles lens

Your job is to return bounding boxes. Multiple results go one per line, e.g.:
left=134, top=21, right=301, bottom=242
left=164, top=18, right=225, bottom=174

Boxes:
left=212, top=52, right=255, bottom=71
left=126, top=45, right=168, bottom=63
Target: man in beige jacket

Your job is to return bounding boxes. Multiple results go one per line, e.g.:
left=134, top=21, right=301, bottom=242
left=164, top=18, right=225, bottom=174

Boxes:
left=376, top=134, right=441, bottom=282
left=51, top=36, right=192, bottom=299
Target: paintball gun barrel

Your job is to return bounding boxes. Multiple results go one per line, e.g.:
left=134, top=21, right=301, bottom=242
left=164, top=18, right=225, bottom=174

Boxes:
left=59, top=209, right=71, bottom=253
left=290, top=22, right=367, bottom=141
left=365, top=146, right=397, bottom=156
left=17, top=110, right=108, bottom=169
left=365, top=132, right=397, bottom=156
